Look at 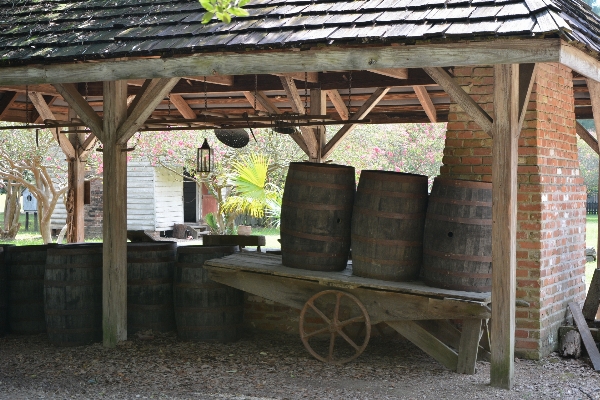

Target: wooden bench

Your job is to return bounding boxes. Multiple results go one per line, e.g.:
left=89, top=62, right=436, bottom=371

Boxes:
left=202, top=234, right=266, bottom=252
left=204, top=252, right=491, bottom=373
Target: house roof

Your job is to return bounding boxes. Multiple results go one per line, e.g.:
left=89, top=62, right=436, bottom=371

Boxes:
left=0, top=0, right=599, bottom=66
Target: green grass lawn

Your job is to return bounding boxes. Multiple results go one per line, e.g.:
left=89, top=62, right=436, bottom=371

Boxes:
left=252, top=226, right=280, bottom=249
left=586, top=215, right=598, bottom=288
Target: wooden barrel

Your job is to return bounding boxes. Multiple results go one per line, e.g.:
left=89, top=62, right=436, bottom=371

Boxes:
left=127, top=242, right=177, bottom=334
left=44, top=244, right=103, bottom=346
left=351, top=171, right=428, bottom=281
left=7, top=244, right=51, bottom=334
left=0, top=245, right=12, bottom=336
left=174, top=245, right=241, bottom=342
left=280, top=162, right=355, bottom=271
left=422, top=177, right=493, bottom=292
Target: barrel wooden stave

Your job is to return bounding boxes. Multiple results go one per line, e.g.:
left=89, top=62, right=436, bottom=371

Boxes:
left=174, top=246, right=242, bottom=342
left=351, top=171, right=428, bottom=281
left=422, top=178, right=492, bottom=292
left=7, top=245, right=50, bottom=334
left=281, top=162, right=355, bottom=272
left=127, top=242, right=177, bottom=334
left=0, top=246, right=10, bottom=336
left=44, top=244, right=103, bottom=346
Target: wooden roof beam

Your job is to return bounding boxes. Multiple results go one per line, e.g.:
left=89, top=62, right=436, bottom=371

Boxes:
left=423, top=67, right=493, bottom=137
left=272, top=72, right=319, bottom=83
left=576, top=121, right=599, bottom=155
left=54, top=83, right=104, bottom=141
left=0, top=91, right=18, bottom=120
left=279, top=75, right=319, bottom=160
left=325, top=89, right=349, bottom=121
left=413, top=86, right=437, bottom=123
left=368, top=68, right=408, bottom=80
left=242, top=90, right=310, bottom=156
left=28, top=91, right=76, bottom=160
left=170, top=94, right=197, bottom=119
left=322, top=87, right=390, bottom=160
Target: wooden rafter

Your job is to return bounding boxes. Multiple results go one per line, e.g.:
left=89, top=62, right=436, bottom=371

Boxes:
left=116, top=77, right=180, bottom=145
left=368, top=68, right=408, bottom=80
left=413, top=85, right=437, bottom=123
left=279, top=75, right=319, bottom=159
left=170, top=94, right=197, bottom=119
left=576, top=122, right=599, bottom=155
left=184, top=75, right=234, bottom=86
left=325, top=89, right=349, bottom=121
left=27, top=91, right=76, bottom=160
left=517, top=63, right=538, bottom=135
left=310, top=88, right=327, bottom=162
left=242, top=91, right=310, bottom=156
left=0, top=91, right=18, bottom=120
left=53, top=83, right=104, bottom=141
left=272, top=72, right=319, bottom=83
left=423, top=67, right=493, bottom=136
left=322, top=87, right=390, bottom=160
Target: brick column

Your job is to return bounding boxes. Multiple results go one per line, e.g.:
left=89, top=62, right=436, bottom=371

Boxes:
left=442, top=63, right=586, bottom=359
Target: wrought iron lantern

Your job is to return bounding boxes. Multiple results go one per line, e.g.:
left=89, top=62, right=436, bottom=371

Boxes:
left=197, top=138, right=213, bottom=173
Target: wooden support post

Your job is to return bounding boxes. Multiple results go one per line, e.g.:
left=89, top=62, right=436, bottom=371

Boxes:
left=490, top=64, right=520, bottom=389
left=457, top=319, right=483, bottom=374
left=102, top=80, right=128, bottom=347
left=67, top=108, right=85, bottom=243
left=587, top=79, right=600, bottom=273
left=310, top=88, right=326, bottom=162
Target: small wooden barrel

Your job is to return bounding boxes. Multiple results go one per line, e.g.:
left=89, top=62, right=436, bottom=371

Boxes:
left=44, top=244, right=103, bottom=346
left=127, top=242, right=177, bottom=334
left=280, top=162, right=355, bottom=271
left=351, top=171, right=428, bottom=281
left=7, top=244, right=51, bottom=334
left=0, top=245, right=12, bottom=336
left=422, top=177, right=493, bottom=292
left=174, top=245, right=241, bottom=342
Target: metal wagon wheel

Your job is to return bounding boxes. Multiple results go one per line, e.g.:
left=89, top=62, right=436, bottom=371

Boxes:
left=299, top=290, right=371, bottom=365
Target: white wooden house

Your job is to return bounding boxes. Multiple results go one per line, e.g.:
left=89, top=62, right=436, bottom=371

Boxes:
left=51, top=162, right=184, bottom=234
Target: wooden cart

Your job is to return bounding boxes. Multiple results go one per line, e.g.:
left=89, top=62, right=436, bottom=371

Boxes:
left=204, top=252, right=492, bottom=374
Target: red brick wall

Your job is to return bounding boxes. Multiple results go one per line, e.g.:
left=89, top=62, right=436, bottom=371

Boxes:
left=441, top=63, right=586, bottom=359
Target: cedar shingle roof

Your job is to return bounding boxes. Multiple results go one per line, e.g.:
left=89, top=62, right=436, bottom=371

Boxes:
left=0, top=0, right=599, bottom=66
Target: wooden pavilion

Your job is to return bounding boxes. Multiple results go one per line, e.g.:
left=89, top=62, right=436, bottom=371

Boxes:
left=1, top=0, right=600, bottom=389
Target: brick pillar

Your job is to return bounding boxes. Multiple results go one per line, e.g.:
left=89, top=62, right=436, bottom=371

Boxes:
left=442, top=63, right=587, bottom=359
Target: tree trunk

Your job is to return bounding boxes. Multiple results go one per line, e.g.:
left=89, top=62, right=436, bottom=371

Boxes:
left=1, top=182, right=21, bottom=239
left=37, top=195, right=53, bottom=244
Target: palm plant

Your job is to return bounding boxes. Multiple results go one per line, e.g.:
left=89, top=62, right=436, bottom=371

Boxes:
left=221, top=153, right=282, bottom=226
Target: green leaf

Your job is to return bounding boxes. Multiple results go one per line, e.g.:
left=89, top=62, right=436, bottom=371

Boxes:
left=201, top=11, right=214, bottom=24
left=237, top=0, right=251, bottom=7
left=229, top=7, right=249, bottom=17
left=199, top=0, right=215, bottom=12
left=220, top=12, right=232, bottom=23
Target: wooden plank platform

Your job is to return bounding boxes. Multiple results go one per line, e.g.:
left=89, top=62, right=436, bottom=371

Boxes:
left=204, top=252, right=491, bottom=303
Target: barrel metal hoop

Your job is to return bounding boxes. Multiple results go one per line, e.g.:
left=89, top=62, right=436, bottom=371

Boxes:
left=433, top=177, right=492, bottom=190
left=428, top=197, right=492, bottom=207
left=423, top=248, right=492, bottom=263
left=281, top=227, right=348, bottom=243
left=425, top=214, right=492, bottom=226
left=282, top=248, right=347, bottom=258
left=356, top=188, right=428, bottom=199
left=45, top=263, right=102, bottom=269
left=352, top=254, right=418, bottom=266
left=282, top=199, right=352, bottom=211
left=127, top=257, right=175, bottom=263
left=290, top=163, right=355, bottom=175
left=128, top=303, right=173, bottom=311
left=351, top=234, right=421, bottom=247
left=44, top=280, right=101, bottom=287
left=423, top=278, right=491, bottom=292
left=353, top=206, right=425, bottom=220
left=128, top=278, right=172, bottom=286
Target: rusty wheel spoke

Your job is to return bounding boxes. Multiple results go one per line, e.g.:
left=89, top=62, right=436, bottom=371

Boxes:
left=338, top=315, right=365, bottom=328
left=302, top=326, right=330, bottom=339
left=333, top=292, right=341, bottom=324
left=337, top=329, right=360, bottom=351
left=327, top=332, right=336, bottom=362
left=308, top=301, right=331, bottom=325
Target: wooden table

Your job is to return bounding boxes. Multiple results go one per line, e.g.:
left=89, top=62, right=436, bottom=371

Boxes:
left=204, top=252, right=492, bottom=374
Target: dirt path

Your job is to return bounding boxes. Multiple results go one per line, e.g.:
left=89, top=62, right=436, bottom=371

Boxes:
left=1, top=332, right=599, bottom=399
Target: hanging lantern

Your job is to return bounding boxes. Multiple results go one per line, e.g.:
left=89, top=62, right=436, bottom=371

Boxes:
left=197, top=138, right=213, bottom=173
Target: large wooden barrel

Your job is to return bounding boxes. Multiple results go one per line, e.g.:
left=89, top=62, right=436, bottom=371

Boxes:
left=174, top=245, right=241, bottom=342
left=44, top=244, right=103, bottom=346
left=7, top=245, right=51, bottom=334
left=422, top=177, right=493, bottom=292
left=280, top=162, right=355, bottom=271
left=0, top=245, right=12, bottom=336
left=351, top=171, right=428, bottom=281
left=127, top=242, right=177, bottom=334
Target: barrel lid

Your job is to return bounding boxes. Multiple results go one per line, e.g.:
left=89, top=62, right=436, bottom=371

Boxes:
left=359, top=170, right=428, bottom=184
left=127, top=241, right=177, bottom=251
left=289, top=162, right=355, bottom=175
left=6, top=244, right=56, bottom=252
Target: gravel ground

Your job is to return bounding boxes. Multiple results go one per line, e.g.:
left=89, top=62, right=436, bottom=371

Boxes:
left=1, top=331, right=600, bottom=400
